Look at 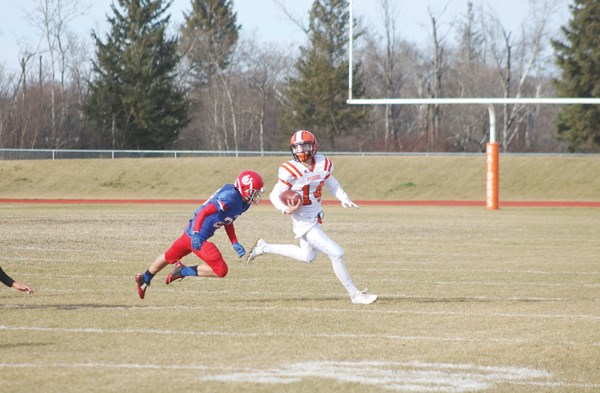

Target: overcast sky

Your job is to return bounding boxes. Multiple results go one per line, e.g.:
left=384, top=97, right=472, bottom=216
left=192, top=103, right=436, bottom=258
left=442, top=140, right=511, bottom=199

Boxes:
left=0, top=0, right=570, bottom=74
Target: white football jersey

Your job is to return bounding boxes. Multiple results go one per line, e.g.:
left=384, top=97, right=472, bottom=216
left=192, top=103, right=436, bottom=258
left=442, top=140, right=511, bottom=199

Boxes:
left=270, top=153, right=340, bottom=237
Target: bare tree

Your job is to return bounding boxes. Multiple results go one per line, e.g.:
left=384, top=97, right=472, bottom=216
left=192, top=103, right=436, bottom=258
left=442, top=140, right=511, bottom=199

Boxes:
left=273, top=0, right=309, bottom=35
left=0, top=67, right=20, bottom=148
left=425, top=3, right=452, bottom=151
left=238, top=38, right=290, bottom=155
left=445, top=1, right=489, bottom=152
left=27, top=0, right=89, bottom=147
left=485, top=0, right=559, bottom=152
left=377, top=0, right=400, bottom=149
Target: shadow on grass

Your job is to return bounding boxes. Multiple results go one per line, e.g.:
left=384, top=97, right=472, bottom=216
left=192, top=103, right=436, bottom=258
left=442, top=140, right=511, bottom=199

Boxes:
left=0, top=342, right=52, bottom=349
left=382, top=295, right=560, bottom=303
left=5, top=303, right=138, bottom=310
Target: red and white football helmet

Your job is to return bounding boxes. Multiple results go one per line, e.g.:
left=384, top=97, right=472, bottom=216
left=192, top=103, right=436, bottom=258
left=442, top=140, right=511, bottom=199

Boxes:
left=234, top=170, right=264, bottom=205
left=290, top=130, right=318, bottom=163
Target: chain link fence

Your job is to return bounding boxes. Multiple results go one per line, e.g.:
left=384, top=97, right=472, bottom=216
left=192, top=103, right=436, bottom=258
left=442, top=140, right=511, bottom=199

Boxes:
left=0, top=149, right=292, bottom=160
left=0, top=148, right=486, bottom=160
left=1, top=148, right=589, bottom=160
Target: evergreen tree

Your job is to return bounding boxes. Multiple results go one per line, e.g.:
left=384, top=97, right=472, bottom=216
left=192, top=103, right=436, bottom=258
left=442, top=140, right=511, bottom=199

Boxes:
left=178, top=0, right=239, bottom=150
left=86, top=0, right=189, bottom=149
left=456, top=1, right=483, bottom=65
left=281, top=0, right=367, bottom=149
left=179, top=0, right=239, bottom=85
left=551, top=0, right=600, bottom=152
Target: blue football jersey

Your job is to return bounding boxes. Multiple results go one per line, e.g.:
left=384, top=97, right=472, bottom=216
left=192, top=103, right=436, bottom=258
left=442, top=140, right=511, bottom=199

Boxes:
left=185, top=184, right=249, bottom=242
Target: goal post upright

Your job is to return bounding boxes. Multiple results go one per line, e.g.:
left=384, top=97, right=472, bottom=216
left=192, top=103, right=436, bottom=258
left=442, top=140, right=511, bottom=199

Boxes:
left=346, top=0, right=600, bottom=210
left=348, top=0, right=354, bottom=101
left=486, top=106, right=498, bottom=210
left=346, top=97, right=600, bottom=210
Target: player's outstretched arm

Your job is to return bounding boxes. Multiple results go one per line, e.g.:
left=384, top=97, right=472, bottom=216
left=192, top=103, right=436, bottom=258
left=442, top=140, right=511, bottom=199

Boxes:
left=224, top=223, right=246, bottom=258
left=325, top=175, right=359, bottom=209
left=0, top=266, right=33, bottom=293
left=12, top=282, right=33, bottom=294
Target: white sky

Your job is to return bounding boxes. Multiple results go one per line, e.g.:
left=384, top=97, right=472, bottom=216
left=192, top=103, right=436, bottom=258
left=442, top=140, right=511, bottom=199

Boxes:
left=0, top=0, right=570, bottom=74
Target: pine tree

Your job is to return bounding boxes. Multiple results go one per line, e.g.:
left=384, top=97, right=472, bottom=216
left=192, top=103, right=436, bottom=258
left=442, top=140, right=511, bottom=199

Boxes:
left=86, top=0, right=189, bottom=149
left=456, top=1, right=483, bottom=65
left=281, top=0, right=367, bottom=149
left=179, top=0, right=239, bottom=85
left=551, top=0, right=600, bottom=152
left=178, top=0, right=239, bottom=150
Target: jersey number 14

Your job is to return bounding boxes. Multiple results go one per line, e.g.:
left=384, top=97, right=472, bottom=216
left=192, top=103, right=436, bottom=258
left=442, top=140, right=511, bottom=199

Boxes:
left=300, top=181, right=323, bottom=205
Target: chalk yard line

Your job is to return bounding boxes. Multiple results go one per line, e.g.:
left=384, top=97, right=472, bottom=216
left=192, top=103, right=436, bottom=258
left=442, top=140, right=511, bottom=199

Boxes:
left=0, top=325, right=597, bottom=347
left=202, top=360, right=599, bottom=392
left=4, top=302, right=599, bottom=321
left=3, top=287, right=597, bottom=305
left=1, top=360, right=598, bottom=392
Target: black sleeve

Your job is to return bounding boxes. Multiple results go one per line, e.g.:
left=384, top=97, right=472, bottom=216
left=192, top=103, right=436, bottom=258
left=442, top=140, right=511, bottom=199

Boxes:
left=0, top=266, right=16, bottom=288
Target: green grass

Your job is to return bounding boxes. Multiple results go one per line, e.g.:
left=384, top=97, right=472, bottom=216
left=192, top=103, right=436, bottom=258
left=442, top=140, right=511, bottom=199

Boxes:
left=1, top=204, right=599, bottom=393
left=0, top=155, right=599, bottom=201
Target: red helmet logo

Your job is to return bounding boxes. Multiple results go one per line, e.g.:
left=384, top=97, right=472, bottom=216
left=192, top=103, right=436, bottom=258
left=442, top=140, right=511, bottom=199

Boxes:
left=241, top=173, right=253, bottom=187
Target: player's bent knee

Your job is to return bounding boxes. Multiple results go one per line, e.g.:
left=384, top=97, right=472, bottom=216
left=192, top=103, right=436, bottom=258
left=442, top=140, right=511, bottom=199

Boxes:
left=301, top=251, right=317, bottom=263
left=334, top=245, right=345, bottom=258
left=330, top=249, right=344, bottom=260
left=213, top=264, right=228, bottom=277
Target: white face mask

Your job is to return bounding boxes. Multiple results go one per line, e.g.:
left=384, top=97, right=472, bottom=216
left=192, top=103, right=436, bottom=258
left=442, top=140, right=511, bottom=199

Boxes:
left=246, top=188, right=264, bottom=205
left=292, top=142, right=312, bottom=153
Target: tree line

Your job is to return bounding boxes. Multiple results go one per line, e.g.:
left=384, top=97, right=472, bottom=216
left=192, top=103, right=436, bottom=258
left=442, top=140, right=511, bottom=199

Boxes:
left=0, top=0, right=598, bottom=154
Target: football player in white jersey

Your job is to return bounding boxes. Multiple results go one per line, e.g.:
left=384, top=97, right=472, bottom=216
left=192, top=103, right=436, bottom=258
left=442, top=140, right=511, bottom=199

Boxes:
left=247, top=130, right=377, bottom=305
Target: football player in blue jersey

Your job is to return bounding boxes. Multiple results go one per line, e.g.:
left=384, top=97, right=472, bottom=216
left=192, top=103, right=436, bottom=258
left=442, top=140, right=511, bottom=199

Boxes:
left=135, top=170, right=264, bottom=299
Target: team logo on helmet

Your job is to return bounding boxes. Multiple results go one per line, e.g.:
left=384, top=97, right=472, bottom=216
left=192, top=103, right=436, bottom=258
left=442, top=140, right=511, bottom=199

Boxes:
left=241, top=174, right=253, bottom=187
left=235, top=170, right=264, bottom=205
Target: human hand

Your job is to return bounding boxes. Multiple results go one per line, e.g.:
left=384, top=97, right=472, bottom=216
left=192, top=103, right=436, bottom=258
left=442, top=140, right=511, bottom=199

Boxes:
left=191, top=233, right=203, bottom=250
left=233, top=242, right=246, bottom=258
left=341, top=199, right=359, bottom=208
left=12, top=282, right=33, bottom=294
left=283, top=198, right=302, bottom=214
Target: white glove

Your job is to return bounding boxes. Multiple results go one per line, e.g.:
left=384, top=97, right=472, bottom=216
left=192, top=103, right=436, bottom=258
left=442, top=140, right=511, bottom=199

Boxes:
left=341, top=199, right=359, bottom=208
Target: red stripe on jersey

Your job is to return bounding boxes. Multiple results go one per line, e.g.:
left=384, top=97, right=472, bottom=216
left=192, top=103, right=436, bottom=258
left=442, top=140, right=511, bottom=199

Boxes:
left=281, top=162, right=303, bottom=178
left=324, top=157, right=332, bottom=172
left=279, top=179, right=292, bottom=187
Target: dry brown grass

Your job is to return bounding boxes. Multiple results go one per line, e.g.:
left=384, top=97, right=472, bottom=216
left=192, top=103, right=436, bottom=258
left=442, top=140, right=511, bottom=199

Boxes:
left=1, top=203, right=599, bottom=393
left=0, top=155, right=599, bottom=201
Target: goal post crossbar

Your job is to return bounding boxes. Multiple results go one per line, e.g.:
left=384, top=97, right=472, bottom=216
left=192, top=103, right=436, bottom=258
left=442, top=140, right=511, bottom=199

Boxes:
left=346, top=1, right=600, bottom=106
left=345, top=98, right=600, bottom=143
left=346, top=98, right=600, bottom=105
left=347, top=0, right=600, bottom=210
left=345, top=97, right=600, bottom=210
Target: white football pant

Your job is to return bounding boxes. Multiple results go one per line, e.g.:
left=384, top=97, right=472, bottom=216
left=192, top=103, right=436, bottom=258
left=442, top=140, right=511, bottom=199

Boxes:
left=264, top=224, right=360, bottom=297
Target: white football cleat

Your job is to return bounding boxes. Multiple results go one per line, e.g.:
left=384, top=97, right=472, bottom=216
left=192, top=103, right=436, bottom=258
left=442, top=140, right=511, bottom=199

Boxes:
left=351, top=289, right=378, bottom=305
left=246, top=239, right=267, bottom=264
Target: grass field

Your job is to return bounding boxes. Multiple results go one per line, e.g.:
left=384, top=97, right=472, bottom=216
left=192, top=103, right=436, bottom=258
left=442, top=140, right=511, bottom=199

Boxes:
left=1, top=155, right=599, bottom=201
left=1, top=203, right=598, bottom=392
